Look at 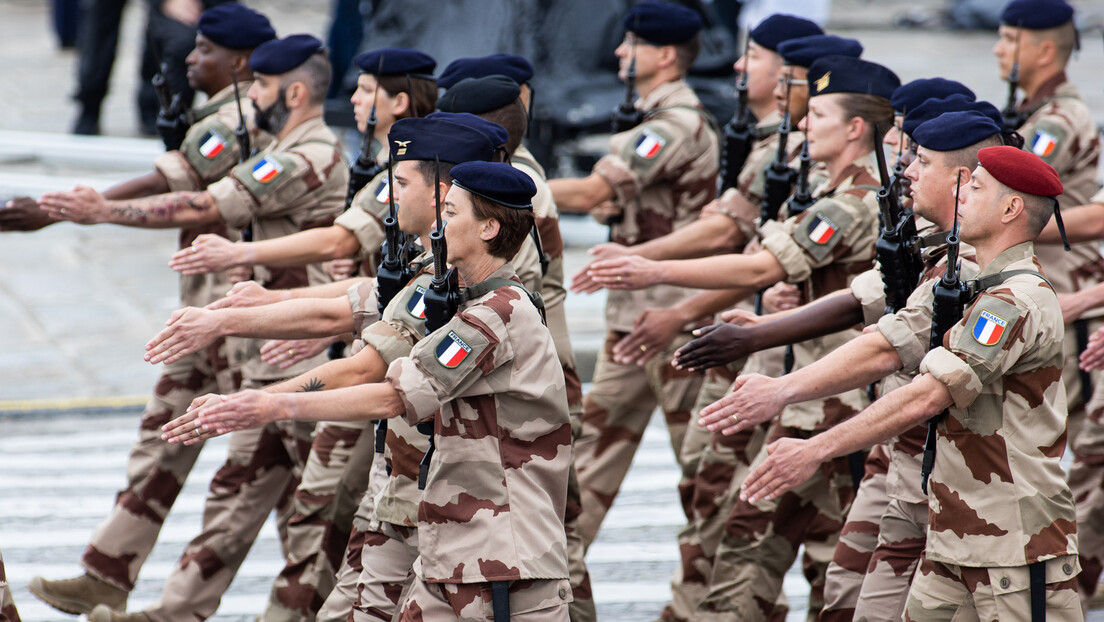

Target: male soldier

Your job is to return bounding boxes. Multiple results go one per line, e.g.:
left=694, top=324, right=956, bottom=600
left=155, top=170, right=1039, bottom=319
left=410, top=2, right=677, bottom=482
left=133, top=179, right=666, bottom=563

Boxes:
left=547, top=0, right=720, bottom=549
left=41, top=34, right=349, bottom=622
left=0, top=550, right=18, bottom=622
left=20, top=4, right=276, bottom=616
left=587, top=55, right=900, bottom=619
left=726, top=145, right=1081, bottom=621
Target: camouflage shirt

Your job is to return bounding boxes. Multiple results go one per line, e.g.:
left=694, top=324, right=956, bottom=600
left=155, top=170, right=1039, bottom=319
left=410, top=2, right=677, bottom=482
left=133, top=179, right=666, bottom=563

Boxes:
left=152, top=81, right=273, bottom=308
left=207, top=116, right=348, bottom=381
left=917, top=242, right=1075, bottom=567
left=594, top=79, right=720, bottom=332
left=385, top=262, right=572, bottom=583
left=334, top=139, right=389, bottom=276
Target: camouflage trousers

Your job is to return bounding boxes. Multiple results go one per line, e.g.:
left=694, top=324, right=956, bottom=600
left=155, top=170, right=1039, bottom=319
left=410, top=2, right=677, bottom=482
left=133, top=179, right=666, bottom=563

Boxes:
left=260, top=420, right=376, bottom=622
left=145, top=404, right=315, bottom=622
left=397, top=577, right=572, bottom=622
left=853, top=496, right=927, bottom=621
left=694, top=424, right=855, bottom=622
left=904, top=555, right=1082, bottom=622
left=82, top=341, right=238, bottom=590
left=1065, top=350, right=1104, bottom=602
left=574, top=331, right=705, bottom=548
left=0, top=547, right=20, bottom=622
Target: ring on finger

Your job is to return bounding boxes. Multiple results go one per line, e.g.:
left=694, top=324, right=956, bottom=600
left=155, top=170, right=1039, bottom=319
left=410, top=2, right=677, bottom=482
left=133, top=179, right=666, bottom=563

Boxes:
left=193, top=427, right=201, bottom=439
left=288, top=349, right=294, bottom=357
left=640, top=344, right=647, bottom=352
left=731, top=413, right=739, bottom=423
left=616, top=275, right=623, bottom=283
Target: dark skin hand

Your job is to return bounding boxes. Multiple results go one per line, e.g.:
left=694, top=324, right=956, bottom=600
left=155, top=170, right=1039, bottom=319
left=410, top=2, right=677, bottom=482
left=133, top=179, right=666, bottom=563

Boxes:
left=0, top=197, right=57, bottom=231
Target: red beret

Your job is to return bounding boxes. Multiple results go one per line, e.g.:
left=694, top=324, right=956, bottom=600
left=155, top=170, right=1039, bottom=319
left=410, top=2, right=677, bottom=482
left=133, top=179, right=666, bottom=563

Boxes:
left=977, top=146, right=1063, bottom=197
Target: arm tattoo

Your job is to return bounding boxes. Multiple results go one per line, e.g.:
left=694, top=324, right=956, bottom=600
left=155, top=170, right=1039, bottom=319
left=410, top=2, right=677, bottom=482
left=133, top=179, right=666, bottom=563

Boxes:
left=298, top=378, right=325, bottom=392
left=109, top=191, right=218, bottom=226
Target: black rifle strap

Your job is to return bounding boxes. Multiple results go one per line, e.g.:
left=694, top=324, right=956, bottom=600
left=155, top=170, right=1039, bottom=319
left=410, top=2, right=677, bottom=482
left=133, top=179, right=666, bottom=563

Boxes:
left=1075, top=319, right=1092, bottom=406
left=917, top=230, right=951, bottom=249
left=1029, top=561, right=1046, bottom=622
left=491, top=581, right=511, bottom=622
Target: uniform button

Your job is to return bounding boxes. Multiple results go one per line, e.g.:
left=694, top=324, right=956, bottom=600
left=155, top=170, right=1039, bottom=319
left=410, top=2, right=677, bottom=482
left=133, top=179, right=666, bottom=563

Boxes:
left=558, top=587, right=568, bottom=599
left=1064, top=563, right=1073, bottom=575
left=999, top=577, right=1010, bottom=589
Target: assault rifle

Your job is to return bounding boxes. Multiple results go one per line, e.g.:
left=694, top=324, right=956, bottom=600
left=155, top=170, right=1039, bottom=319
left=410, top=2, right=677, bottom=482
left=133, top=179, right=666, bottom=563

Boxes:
left=759, top=76, right=797, bottom=226
left=376, top=158, right=407, bottom=315
left=151, top=47, right=189, bottom=151
left=718, top=32, right=754, bottom=192
left=232, top=71, right=255, bottom=242
left=345, top=58, right=387, bottom=212
left=873, top=124, right=924, bottom=314
left=786, top=138, right=815, bottom=215
left=611, top=27, right=645, bottom=134
left=1000, top=24, right=1027, bottom=131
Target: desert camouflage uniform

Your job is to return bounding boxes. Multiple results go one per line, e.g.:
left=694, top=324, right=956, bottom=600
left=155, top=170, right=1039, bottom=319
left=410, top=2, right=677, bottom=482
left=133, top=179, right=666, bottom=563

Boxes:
left=79, top=84, right=271, bottom=593
left=142, top=116, right=347, bottom=622
left=696, top=155, right=881, bottom=621
left=386, top=263, right=573, bottom=620
left=0, top=548, right=18, bottom=622
left=574, top=78, right=719, bottom=548
left=333, top=139, right=389, bottom=277
left=904, top=242, right=1080, bottom=621
left=662, top=112, right=800, bottom=622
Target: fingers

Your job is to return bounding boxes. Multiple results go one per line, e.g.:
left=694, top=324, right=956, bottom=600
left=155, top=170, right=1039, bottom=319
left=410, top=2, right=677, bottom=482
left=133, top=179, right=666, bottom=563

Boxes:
left=568, top=265, right=604, bottom=294
left=611, top=331, right=656, bottom=366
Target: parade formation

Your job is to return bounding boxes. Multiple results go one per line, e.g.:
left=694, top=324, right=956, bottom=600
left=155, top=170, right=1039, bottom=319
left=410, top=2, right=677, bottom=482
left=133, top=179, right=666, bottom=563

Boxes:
left=3, top=0, right=1104, bottom=619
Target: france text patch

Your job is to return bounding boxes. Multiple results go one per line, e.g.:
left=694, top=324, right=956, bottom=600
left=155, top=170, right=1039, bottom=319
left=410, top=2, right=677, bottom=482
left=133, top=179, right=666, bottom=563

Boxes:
left=374, top=179, right=390, bottom=204
left=435, top=331, right=472, bottom=368
left=199, top=130, right=228, bottom=159
left=634, top=130, right=665, bottom=159
left=807, top=213, right=839, bottom=245
left=406, top=285, right=427, bottom=319
left=251, top=156, right=284, bottom=183
left=972, top=309, right=1007, bottom=346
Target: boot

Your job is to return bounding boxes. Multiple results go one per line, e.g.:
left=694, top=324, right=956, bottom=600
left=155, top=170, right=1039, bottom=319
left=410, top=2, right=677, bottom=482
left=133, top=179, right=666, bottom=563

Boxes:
left=88, top=604, right=153, bottom=622
left=72, top=104, right=100, bottom=135
left=27, top=573, right=128, bottom=615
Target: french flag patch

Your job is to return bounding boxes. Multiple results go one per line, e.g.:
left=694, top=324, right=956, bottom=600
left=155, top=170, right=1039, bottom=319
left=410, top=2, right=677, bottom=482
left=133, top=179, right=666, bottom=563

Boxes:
left=198, top=130, right=227, bottom=159
left=807, top=214, right=838, bottom=245
left=972, top=309, right=1007, bottom=346
left=1032, top=130, right=1058, bottom=158
left=634, top=130, right=665, bottom=159
left=251, top=157, right=283, bottom=183
left=407, top=285, right=427, bottom=319
left=374, top=179, right=390, bottom=203
left=435, top=330, right=472, bottom=368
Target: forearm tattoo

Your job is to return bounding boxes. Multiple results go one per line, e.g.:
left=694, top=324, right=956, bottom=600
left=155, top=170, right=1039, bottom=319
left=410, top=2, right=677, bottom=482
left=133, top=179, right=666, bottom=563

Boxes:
left=298, top=378, right=325, bottom=392
left=110, top=191, right=217, bottom=226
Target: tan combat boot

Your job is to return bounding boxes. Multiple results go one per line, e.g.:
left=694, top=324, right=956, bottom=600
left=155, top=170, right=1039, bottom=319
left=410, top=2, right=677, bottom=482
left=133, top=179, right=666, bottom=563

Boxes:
left=27, top=573, right=128, bottom=615
left=88, top=604, right=153, bottom=622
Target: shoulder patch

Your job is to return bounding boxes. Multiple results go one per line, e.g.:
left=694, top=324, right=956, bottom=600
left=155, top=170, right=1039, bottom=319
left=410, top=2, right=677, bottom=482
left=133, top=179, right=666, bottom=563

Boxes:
left=374, top=178, right=391, bottom=204
left=435, top=330, right=472, bottom=368
left=1030, top=121, right=1067, bottom=163
left=251, top=156, right=284, bottom=183
left=416, top=317, right=492, bottom=391
left=622, top=124, right=675, bottom=171
left=180, top=117, right=238, bottom=177
left=634, top=129, right=666, bottom=159
left=955, top=295, right=1022, bottom=364
left=406, top=284, right=427, bottom=319
left=793, top=201, right=854, bottom=262
left=232, top=152, right=298, bottom=197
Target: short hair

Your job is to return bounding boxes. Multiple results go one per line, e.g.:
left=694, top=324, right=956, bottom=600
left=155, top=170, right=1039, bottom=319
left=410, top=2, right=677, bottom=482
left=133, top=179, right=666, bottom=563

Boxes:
left=377, top=74, right=438, bottom=119
left=469, top=193, right=535, bottom=259
left=478, top=98, right=528, bottom=157
left=1029, top=21, right=1077, bottom=65
left=414, top=159, right=455, bottom=187
left=1015, top=191, right=1056, bottom=236
left=943, top=134, right=1004, bottom=170
left=283, top=51, right=331, bottom=105
left=836, top=93, right=894, bottom=142
left=672, top=34, right=701, bottom=74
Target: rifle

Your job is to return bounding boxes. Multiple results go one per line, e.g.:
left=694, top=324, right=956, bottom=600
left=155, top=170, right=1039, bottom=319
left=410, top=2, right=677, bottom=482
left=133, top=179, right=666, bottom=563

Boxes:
left=890, top=118, right=907, bottom=192
left=759, top=75, right=797, bottom=226
left=718, top=31, right=754, bottom=192
left=232, top=71, right=255, bottom=242
left=376, top=158, right=407, bottom=315
left=345, top=58, right=387, bottom=212
left=873, top=124, right=924, bottom=315
left=150, top=39, right=189, bottom=151
left=920, top=171, right=966, bottom=494
left=1000, top=24, right=1027, bottom=130
left=611, top=27, right=645, bottom=134
left=786, top=138, right=815, bottom=215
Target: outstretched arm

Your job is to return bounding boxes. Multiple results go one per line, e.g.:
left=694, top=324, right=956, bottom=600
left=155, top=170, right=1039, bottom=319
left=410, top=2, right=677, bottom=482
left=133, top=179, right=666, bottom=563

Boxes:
left=170, top=226, right=361, bottom=275
left=548, top=173, right=616, bottom=214
left=586, top=248, right=786, bottom=292
left=41, top=185, right=222, bottom=228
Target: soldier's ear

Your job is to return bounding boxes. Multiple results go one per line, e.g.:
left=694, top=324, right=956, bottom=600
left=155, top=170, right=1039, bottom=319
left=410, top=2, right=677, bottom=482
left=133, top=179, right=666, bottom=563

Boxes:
left=390, top=92, right=411, bottom=117
left=1002, top=193, right=1025, bottom=224
left=479, top=217, right=501, bottom=242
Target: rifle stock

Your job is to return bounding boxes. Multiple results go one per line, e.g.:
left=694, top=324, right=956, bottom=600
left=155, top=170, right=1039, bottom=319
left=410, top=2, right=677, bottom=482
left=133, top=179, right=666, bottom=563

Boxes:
left=759, top=76, right=796, bottom=226
left=719, top=31, right=754, bottom=192
left=872, top=125, right=924, bottom=314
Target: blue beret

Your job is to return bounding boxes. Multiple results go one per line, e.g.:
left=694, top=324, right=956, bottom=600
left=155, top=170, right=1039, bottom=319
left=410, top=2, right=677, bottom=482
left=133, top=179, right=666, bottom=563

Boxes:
left=426, top=111, right=509, bottom=150
left=891, top=78, right=975, bottom=115
left=903, top=95, right=1003, bottom=136
left=450, top=162, right=536, bottom=210
left=1001, top=0, right=1074, bottom=29
left=623, top=1, right=703, bottom=46
left=437, top=76, right=521, bottom=115
left=387, top=117, right=496, bottom=164
left=197, top=3, right=275, bottom=50
left=249, top=34, right=324, bottom=75
left=749, top=14, right=824, bottom=52
left=807, top=56, right=900, bottom=100
left=438, top=54, right=534, bottom=90
left=912, top=111, right=1003, bottom=151
left=777, top=35, right=862, bottom=68
left=354, top=48, right=436, bottom=78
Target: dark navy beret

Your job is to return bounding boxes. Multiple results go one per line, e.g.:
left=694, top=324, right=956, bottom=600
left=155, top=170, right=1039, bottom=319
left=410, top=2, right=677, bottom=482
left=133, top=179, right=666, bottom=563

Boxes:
left=387, top=117, right=496, bottom=164
left=623, top=1, right=703, bottom=46
left=978, top=146, right=1063, bottom=196
left=776, top=35, right=862, bottom=68
left=450, top=162, right=536, bottom=210
left=437, top=76, right=521, bottom=115
left=426, top=111, right=509, bottom=150
left=197, top=3, right=275, bottom=50
left=912, top=111, right=1002, bottom=151
left=1001, top=0, right=1074, bottom=29
left=249, top=34, right=324, bottom=75
left=354, top=48, right=436, bottom=78
left=437, top=54, right=534, bottom=90
left=807, top=56, right=900, bottom=100
left=890, top=78, right=975, bottom=115
left=749, top=14, right=824, bottom=52
left=903, top=95, right=1003, bottom=136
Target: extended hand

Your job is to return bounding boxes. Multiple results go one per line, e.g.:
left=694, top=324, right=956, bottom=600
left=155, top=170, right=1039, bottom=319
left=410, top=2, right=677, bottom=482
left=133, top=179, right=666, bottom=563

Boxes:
left=0, top=197, right=56, bottom=231
left=1081, top=326, right=1104, bottom=371
left=761, top=282, right=802, bottom=313
left=145, top=307, right=221, bottom=364
left=586, top=255, right=662, bottom=290
left=261, top=336, right=337, bottom=369
left=740, top=438, right=821, bottom=503
left=169, top=234, right=241, bottom=275
left=612, top=307, right=684, bottom=365
left=697, top=373, right=786, bottom=435
left=162, top=389, right=281, bottom=444
left=673, top=323, right=755, bottom=371
left=325, top=258, right=359, bottom=281
left=208, top=280, right=283, bottom=310
left=226, top=266, right=254, bottom=283
left=39, top=185, right=107, bottom=224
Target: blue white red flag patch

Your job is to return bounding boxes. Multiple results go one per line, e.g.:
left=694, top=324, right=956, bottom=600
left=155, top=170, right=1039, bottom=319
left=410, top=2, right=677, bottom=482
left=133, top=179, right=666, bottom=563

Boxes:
left=251, top=157, right=283, bottom=183
left=807, top=214, right=838, bottom=245
left=407, top=285, right=427, bottom=319
left=1032, top=130, right=1058, bottom=158
left=435, top=330, right=472, bottom=368
left=972, top=309, right=1007, bottom=346
left=374, top=179, right=390, bottom=203
left=198, top=130, right=227, bottom=159
left=634, top=130, right=665, bottom=159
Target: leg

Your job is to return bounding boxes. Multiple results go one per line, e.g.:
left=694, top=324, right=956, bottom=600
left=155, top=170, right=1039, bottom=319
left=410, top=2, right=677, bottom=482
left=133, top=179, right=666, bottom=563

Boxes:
left=562, top=364, right=596, bottom=622
left=1068, top=372, right=1104, bottom=602
left=971, top=557, right=1082, bottom=622
left=350, top=522, right=419, bottom=622
left=73, top=0, right=126, bottom=133
left=852, top=498, right=927, bottom=622
left=904, top=556, right=977, bottom=622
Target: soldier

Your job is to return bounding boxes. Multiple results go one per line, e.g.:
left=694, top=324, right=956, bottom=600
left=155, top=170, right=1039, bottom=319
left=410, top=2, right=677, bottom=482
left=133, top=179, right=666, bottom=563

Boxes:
left=21, top=4, right=276, bottom=616
left=725, top=145, right=1081, bottom=621
left=41, top=34, right=349, bottom=622
left=164, top=161, right=574, bottom=621
left=0, top=549, right=18, bottom=622
left=588, top=55, right=900, bottom=620
left=547, top=0, right=720, bottom=549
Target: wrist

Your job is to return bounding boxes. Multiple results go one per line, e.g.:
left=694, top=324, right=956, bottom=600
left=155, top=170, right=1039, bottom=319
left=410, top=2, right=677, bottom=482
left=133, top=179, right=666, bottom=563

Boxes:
left=236, top=242, right=256, bottom=267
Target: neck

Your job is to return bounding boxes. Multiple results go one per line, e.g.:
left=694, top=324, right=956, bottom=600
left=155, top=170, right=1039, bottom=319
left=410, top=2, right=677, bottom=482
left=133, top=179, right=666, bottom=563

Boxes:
left=973, top=234, right=1030, bottom=271
left=276, top=105, right=322, bottom=142
left=636, top=72, right=678, bottom=100
left=1020, top=66, right=1063, bottom=101
left=373, top=119, right=393, bottom=144
left=825, top=144, right=871, bottom=188
left=458, top=255, right=506, bottom=287
left=749, top=99, right=775, bottom=121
